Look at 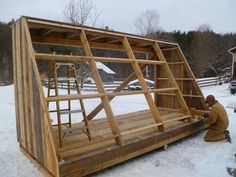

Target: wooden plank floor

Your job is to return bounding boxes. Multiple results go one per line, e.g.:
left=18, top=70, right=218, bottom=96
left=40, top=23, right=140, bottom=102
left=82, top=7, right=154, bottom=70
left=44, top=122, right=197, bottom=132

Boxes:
left=54, top=109, right=205, bottom=177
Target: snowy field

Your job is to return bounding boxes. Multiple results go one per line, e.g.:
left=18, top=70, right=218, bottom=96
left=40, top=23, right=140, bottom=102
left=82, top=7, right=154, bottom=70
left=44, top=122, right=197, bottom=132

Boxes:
left=0, top=84, right=236, bottom=177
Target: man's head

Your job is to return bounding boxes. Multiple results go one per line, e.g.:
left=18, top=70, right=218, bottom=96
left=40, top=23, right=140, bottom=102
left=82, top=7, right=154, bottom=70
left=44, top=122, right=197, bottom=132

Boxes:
left=205, top=95, right=216, bottom=107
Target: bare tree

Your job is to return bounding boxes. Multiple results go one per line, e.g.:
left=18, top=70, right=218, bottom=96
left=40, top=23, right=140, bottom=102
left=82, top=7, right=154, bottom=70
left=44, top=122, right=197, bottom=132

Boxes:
left=135, top=9, right=160, bottom=36
left=188, top=25, right=219, bottom=77
left=63, top=0, right=101, bottom=86
left=63, top=0, right=99, bottom=26
left=196, top=24, right=213, bottom=32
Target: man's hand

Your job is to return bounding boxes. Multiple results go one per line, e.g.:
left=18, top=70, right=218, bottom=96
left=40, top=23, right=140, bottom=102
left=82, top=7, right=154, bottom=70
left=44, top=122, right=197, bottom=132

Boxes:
left=202, top=113, right=209, bottom=118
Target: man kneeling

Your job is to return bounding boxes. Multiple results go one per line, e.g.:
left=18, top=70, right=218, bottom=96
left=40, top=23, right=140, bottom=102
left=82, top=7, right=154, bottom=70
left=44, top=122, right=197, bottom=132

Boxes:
left=203, top=95, right=231, bottom=142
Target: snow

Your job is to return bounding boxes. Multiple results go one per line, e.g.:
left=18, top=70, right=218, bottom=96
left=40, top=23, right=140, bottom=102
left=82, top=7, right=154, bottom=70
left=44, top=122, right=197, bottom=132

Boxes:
left=1, top=84, right=236, bottom=177
left=96, top=62, right=116, bottom=74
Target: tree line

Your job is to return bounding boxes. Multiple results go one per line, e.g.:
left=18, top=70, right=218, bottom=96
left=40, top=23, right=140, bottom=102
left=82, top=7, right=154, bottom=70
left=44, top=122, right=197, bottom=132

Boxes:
left=153, top=30, right=236, bottom=78
left=0, top=20, right=14, bottom=85
left=0, top=20, right=236, bottom=85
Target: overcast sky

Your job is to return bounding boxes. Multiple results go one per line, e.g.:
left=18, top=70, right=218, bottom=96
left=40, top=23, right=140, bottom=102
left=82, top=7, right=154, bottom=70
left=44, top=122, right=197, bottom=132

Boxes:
left=0, top=0, right=235, bottom=34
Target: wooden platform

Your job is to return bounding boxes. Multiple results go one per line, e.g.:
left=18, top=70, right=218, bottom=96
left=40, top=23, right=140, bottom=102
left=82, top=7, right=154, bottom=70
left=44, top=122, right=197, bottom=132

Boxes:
left=12, top=17, right=208, bottom=177
left=57, top=109, right=205, bottom=177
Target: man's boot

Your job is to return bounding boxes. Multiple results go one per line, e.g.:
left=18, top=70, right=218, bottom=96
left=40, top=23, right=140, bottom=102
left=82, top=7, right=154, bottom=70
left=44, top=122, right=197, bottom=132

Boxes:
left=225, top=130, right=232, bottom=143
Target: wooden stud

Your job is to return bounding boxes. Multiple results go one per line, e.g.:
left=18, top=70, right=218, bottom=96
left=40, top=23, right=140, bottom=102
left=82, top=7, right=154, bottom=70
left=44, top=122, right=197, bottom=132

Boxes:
left=27, top=44, right=37, bottom=158
left=21, top=19, right=32, bottom=153
left=122, top=36, right=164, bottom=131
left=80, top=29, right=123, bottom=145
left=46, top=93, right=104, bottom=102
left=23, top=17, right=60, bottom=175
left=35, top=53, right=166, bottom=65
left=12, top=23, right=21, bottom=143
left=176, top=45, right=208, bottom=110
left=153, top=42, right=193, bottom=122
left=32, top=36, right=153, bottom=53
left=16, top=20, right=26, bottom=148
left=87, top=64, right=148, bottom=120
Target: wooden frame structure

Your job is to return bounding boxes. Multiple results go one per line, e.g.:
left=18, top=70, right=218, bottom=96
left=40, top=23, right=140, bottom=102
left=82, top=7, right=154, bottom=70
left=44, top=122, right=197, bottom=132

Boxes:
left=12, top=16, right=208, bottom=177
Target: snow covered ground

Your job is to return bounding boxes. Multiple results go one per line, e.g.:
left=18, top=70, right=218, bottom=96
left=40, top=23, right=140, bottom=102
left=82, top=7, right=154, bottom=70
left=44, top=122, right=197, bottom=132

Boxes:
left=0, top=84, right=236, bottom=177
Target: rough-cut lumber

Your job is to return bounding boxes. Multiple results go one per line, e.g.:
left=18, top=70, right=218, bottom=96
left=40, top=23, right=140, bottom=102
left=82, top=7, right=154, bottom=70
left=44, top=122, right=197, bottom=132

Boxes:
left=58, top=110, right=206, bottom=177
left=12, top=16, right=208, bottom=177
left=35, top=53, right=166, bottom=65
left=122, top=36, right=164, bottom=131
left=80, top=29, right=123, bottom=145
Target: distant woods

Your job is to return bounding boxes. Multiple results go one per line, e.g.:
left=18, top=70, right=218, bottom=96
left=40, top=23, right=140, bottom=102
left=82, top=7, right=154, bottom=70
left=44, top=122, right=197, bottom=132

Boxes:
left=0, top=20, right=14, bottom=85
left=152, top=29, right=236, bottom=77
left=134, top=9, right=236, bottom=78
left=0, top=17, right=236, bottom=85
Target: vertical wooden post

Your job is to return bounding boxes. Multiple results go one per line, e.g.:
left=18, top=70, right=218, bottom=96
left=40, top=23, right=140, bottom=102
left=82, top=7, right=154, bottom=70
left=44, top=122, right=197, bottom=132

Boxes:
left=16, top=20, right=26, bottom=148
left=23, top=18, right=60, bottom=176
left=12, top=23, right=21, bottom=144
left=80, top=29, right=123, bottom=145
left=153, top=42, right=193, bottom=122
left=20, top=19, right=30, bottom=151
left=27, top=44, right=37, bottom=157
left=122, top=36, right=164, bottom=131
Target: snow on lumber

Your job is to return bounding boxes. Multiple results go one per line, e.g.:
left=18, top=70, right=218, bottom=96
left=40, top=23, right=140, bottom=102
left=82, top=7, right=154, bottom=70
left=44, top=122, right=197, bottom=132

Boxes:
left=96, top=62, right=116, bottom=74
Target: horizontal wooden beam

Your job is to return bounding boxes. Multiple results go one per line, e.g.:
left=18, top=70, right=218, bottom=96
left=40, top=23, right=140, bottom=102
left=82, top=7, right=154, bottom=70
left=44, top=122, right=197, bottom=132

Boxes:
left=95, top=57, right=165, bottom=65
left=59, top=134, right=119, bottom=158
left=156, top=93, right=176, bottom=96
left=107, top=39, right=121, bottom=44
left=35, top=53, right=91, bottom=62
left=107, top=90, right=146, bottom=97
left=46, top=93, right=104, bottom=102
left=161, top=47, right=178, bottom=51
left=150, top=87, right=178, bottom=93
left=107, top=88, right=178, bottom=97
left=137, top=59, right=166, bottom=65
left=164, top=115, right=191, bottom=123
left=35, top=53, right=166, bottom=65
left=121, top=123, right=163, bottom=136
left=27, top=18, right=178, bottom=47
left=94, top=57, right=134, bottom=63
left=88, top=35, right=106, bottom=41
left=182, top=94, right=204, bottom=98
left=167, top=62, right=185, bottom=65
left=32, top=36, right=154, bottom=53
left=41, top=29, right=55, bottom=36
left=157, top=93, right=203, bottom=98
left=189, top=108, right=209, bottom=116
left=65, top=33, right=79, bottom=39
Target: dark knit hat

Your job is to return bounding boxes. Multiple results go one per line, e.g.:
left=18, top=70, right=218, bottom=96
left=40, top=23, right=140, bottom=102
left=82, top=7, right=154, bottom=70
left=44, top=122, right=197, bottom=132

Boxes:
left=205, top=95, right=215, bottom=103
